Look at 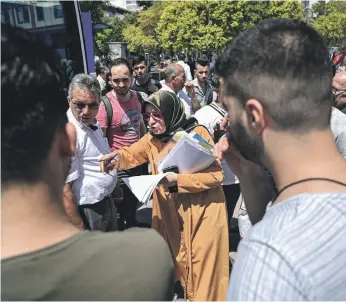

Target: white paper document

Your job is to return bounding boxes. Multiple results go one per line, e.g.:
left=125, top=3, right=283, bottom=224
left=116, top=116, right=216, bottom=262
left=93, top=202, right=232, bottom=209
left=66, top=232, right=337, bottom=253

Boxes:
left=122, top=173, right=173, bottom=205
left=157, top=132, right=216, bottom=174
left=123, top=131, right=216, bottom=204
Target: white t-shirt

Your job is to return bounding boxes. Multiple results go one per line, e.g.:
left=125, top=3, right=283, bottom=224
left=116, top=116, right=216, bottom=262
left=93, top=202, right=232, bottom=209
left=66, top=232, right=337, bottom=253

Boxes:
left=66, top=109, right=117, bottom=205
left=194, top=103, right=238, bottom=185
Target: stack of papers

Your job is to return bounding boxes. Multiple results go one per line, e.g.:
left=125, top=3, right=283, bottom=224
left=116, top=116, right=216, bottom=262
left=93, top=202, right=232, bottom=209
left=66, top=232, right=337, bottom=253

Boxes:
left=122, top=172, right=173, bottom=204
left=157, top=131, right=215, bottom=174
left=123, top=131, right=216, bottom=204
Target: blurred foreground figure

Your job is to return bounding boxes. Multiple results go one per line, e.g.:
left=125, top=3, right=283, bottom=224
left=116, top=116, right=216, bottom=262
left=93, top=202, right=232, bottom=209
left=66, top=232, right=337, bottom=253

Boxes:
left=1, top=24, right=174, bottom=301
left=214, top=19, right=346, bottom=300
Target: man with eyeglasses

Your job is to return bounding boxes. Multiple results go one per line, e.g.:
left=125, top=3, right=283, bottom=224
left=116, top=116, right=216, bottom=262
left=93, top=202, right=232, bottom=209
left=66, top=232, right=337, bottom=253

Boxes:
left=333, top=71, right=346, bottom=114
left=131, top=55, right=161, bottom=100
left=184, top=55, right=213, bottom=108
left=64, top=74, right=118, bottom=232
left=330, top=71, right=346, bottom=158
left=97, top=58, right=146, bottom=230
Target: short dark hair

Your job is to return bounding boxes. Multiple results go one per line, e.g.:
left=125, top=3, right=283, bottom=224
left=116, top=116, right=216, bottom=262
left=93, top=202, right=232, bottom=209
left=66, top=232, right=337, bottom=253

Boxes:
left=216, top=19, right=333, bottom=132
left=132, top=55, right=146, bottom=67
left=110, top=58, right=133, bottom=75
left=99, top=67, right=107, bottom=74
left=178, top=53, right=186, bottom=61
left=196, top=55, right=209, bottom=68
left=2, top=25, right=67, bottom=187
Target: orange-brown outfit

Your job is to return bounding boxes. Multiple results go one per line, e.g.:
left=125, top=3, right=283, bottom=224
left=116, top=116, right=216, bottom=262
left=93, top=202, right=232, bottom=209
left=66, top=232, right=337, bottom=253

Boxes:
left=115, top=125, right=229, bottom=301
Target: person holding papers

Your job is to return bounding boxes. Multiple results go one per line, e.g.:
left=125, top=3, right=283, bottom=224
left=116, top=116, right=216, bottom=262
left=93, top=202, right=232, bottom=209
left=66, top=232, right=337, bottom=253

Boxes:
left=100, top=90, right=229, bottom=301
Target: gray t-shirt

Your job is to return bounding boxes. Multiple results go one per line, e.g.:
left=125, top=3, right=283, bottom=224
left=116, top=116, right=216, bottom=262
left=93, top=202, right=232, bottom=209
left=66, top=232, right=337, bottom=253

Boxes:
left=2, top=229, right=174, bottom=301
left=331, top=108, right=346, bottom=158
left=228, top=193, right=346, bottom=300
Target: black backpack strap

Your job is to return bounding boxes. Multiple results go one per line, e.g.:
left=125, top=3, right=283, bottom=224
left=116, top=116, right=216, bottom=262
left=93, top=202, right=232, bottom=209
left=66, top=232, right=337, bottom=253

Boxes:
left=131, top=90, right=144, bottom=104
left=208, top=102, right=227, bottom=117
left=101, top=95, right=113, bottom=128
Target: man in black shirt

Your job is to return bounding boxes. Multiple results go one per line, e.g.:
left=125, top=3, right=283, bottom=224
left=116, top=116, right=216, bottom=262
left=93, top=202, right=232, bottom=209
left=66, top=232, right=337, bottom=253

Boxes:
left=131, top=55, right=161, bottom=100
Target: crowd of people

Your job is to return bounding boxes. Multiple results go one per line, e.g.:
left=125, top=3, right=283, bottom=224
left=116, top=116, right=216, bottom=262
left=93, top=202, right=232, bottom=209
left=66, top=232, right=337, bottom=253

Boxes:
left=2, top=18, right=346, bottom=301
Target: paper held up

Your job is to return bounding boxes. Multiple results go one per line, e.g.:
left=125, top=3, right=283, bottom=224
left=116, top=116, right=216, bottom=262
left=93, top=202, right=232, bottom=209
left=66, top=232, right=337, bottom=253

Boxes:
left=122, top=173, right=174, bottom=205
left=122, top=131, right=216, bottom=204
left=157, top=131, right=216, bottom=174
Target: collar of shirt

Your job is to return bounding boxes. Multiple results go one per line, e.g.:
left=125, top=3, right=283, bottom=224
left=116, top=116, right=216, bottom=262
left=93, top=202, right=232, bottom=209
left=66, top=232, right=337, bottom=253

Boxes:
left=161, top=83, right=176, bottom=94
left=66, top=108, right=99, bottom=131
left=192, top=78, right=211, bottom=92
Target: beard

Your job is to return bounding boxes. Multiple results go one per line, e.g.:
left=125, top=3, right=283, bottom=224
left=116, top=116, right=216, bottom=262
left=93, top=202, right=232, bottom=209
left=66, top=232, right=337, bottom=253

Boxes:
left=228, top=118, right=264, bottom=165
left=115, top=87, right=130, bottom=96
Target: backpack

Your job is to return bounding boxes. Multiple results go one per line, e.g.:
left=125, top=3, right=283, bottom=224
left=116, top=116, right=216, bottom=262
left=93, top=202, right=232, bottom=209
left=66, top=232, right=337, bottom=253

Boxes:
left=101, top=91, right=144, bottom=128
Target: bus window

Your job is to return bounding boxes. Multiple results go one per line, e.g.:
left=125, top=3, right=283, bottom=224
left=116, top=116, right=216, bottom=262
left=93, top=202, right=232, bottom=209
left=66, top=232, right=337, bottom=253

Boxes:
left=1, top=1, right=87, bottom=90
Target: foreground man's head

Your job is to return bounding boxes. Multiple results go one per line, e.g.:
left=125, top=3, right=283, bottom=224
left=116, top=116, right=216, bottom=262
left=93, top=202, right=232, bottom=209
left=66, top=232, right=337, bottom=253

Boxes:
left=216, top=19, right=333, bottom=165
left=2, top=24, right=76, bottom=195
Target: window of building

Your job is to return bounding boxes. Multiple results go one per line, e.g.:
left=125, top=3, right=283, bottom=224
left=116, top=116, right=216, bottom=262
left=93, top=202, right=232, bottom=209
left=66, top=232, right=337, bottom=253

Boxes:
left=16, top=6, right=30, bottom=24
left=36, top=6, right=44, bottom=21
left=54, top=4, right=63, bottom=19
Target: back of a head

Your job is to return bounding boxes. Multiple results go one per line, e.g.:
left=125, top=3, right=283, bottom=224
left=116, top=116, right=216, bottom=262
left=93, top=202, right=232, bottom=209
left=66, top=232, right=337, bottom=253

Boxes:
left=178, top=53, right=186, bottom=61
left=2, top=25, right=67, bottom=187
left=216, top=19, right=333, bottom=132
left=164, top=64, right=180, bottom=83
left=99, top=67, right=107, bottom=75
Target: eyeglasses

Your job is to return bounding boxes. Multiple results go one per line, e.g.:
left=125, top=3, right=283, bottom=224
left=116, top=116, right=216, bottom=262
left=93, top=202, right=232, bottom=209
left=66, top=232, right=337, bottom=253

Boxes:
left=112, top=77, right=130, bottom=84
left=143, top=112, right=163, bottom=122
left=72, top=101, right=99, bottom=110
left=332, top=87, right=346, bottom=95
left=134, top=66, right=146, bottom=71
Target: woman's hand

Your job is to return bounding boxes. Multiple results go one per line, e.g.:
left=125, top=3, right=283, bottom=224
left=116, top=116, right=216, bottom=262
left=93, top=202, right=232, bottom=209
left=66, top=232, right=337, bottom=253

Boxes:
left=100, top=151, right=118, bottom=173
left=160, top=173, right=178, bottom=189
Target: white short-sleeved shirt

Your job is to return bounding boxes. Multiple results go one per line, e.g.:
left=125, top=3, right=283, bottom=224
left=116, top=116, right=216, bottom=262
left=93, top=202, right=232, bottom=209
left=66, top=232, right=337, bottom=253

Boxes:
left=194, top=103, right=238, bottom=185
left=66, top=109, right=117, bottom=206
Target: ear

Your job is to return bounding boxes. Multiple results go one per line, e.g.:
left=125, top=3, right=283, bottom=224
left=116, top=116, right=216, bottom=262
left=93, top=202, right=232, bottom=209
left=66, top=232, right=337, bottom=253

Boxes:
left=244, top=99, right=266, bottom=135
left=108, top=75, right=113, bottom=87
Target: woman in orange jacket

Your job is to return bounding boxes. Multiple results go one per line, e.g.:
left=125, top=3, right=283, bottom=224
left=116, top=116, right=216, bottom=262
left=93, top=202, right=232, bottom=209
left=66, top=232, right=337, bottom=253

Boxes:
left=101, top=90, right=229, bottom=301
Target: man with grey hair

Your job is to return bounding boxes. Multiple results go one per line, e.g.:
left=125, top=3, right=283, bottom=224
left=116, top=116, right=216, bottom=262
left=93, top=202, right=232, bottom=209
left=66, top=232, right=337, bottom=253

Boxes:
left=161, top=63, right=200, bottom=115
left=64, top=74, right=118, bottom=232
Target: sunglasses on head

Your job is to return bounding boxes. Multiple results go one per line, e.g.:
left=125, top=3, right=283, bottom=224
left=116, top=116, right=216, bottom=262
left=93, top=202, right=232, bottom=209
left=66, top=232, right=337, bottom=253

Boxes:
left=143, top=112, right=162, bottom=121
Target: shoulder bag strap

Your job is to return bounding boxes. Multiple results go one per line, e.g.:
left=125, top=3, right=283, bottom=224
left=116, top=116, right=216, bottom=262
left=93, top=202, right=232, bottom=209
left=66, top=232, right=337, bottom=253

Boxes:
left=101, top=95, right=113, bottom=128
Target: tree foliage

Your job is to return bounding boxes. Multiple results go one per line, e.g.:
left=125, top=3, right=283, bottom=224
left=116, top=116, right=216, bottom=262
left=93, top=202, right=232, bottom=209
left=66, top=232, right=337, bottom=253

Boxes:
left=123, top=1, right=166, bottom=56
left=311, top=0, right=346, bottom=46
left=156, top=0, right=304, bottom=53
left=95, top=15, right=124, bottom=57
left=79, top=1, right=111, bottom=22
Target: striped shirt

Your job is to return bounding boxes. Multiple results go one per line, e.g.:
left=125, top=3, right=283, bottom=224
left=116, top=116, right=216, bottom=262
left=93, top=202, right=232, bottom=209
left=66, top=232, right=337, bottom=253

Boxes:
left=228, top=193, right=346, bottom=300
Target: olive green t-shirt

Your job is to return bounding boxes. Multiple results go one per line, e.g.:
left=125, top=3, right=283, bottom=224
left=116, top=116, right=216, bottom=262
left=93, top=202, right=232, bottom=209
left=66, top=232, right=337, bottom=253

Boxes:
left=2, top=229, right=174, bottom=301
